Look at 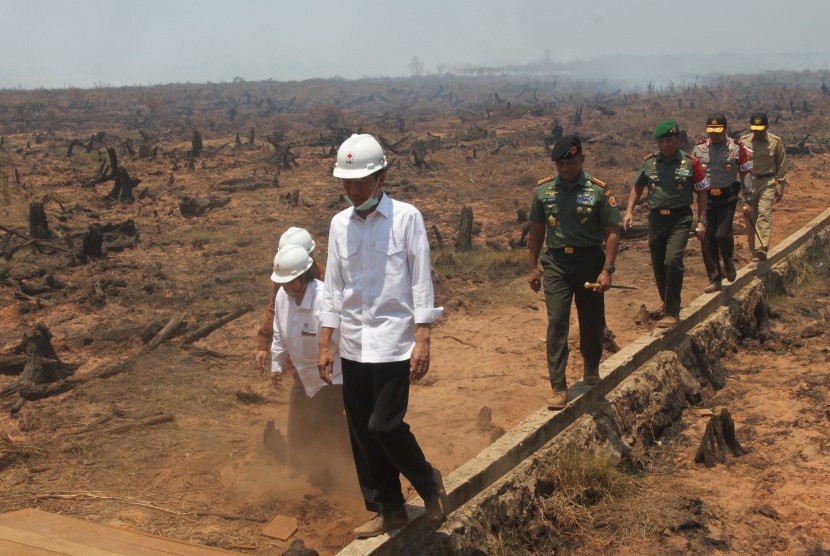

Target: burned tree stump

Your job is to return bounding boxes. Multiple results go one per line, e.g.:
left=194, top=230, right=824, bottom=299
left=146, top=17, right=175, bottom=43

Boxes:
left=17, top=323, right=77, bottom=387
left=79, top=224, right=104, bottom=260
left=83, top=147, right=141, bottom=203
left=695, top=408, right=746, bottom=466
left=179, top=195, right=231, bottom=217
left=28, top=202, right=52, bottom=239
left=476, top=406, right=493, bottom=431
left=456, top=206, right=474, bottom=250
left=192, top=129, right=203, bottom=157
left=107, top=167, right=141, bottom=202
left=431, top=224, right=444, bottom=249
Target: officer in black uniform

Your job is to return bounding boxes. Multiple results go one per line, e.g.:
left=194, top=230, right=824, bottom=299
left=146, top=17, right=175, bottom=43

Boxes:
left=623, top=120, right=709, bottom=328
left=528, top=135, right=622, bottom=410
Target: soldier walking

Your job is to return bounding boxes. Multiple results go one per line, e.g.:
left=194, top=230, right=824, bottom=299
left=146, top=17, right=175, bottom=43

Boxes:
left=527, top=135, right=621, bottom=411
left=623, top=120, right=709, bottom=328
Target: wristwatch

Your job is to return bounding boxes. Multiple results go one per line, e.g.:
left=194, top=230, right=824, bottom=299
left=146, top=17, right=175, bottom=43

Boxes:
left=603, top=264, right=616, bottom=274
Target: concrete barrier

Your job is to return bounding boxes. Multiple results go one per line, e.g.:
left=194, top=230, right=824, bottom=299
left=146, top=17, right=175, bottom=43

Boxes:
left=337, top=206, right=830, bottom=556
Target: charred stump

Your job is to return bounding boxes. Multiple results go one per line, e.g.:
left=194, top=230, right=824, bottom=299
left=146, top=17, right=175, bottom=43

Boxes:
left=79, top=224, right=104, bottom=260
left=192, top=129, right=203, bottom=157
left=695, top=408, right=746, bottom=466
left=17, top=323, right=76, bottom=386
left=431, top=224, right=444, bottom=250
left=456, top=206, right=474, bottom=250
left=179, top=195, right=231, bottom=218
left=107, top=167, right=141, bottom=202
left=28, top=202, right=52, bottom=239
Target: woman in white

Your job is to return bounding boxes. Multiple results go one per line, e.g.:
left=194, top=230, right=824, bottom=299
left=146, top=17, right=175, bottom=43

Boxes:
left=270, top=245, right=349, bottom=485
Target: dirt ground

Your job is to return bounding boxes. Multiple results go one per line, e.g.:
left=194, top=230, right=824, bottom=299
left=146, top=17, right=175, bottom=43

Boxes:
left=560, top=249, right=830, bottom=555
left=2, top=76, right=830, bottom=555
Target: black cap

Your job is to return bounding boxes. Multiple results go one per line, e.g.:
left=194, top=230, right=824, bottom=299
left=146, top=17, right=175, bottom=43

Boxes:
left=705, top=113, right=727, bottom=133
left=750, top=112, right=768, bottom=131
left=550, top=134, right=582, bottom=161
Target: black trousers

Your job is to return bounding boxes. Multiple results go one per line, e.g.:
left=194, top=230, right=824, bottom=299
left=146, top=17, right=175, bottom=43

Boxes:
left=342, top=358, right=436, bottom=513
left=704, top=192, right=738, bottom=282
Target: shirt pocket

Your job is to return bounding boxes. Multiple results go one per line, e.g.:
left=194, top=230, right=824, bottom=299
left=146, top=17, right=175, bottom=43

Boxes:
left=336, top=240, right=359, bottom=281
left=374, top=238, right=406, bottom=276
left=300, top=329, right=317, bottom=359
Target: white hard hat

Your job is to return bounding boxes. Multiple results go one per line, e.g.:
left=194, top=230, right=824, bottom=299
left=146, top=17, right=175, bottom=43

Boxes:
left=271, top=245, right=313, bottom=284
left=332, top=134, right=387, bottom=179
left=278, top=226, right=315, bottom=254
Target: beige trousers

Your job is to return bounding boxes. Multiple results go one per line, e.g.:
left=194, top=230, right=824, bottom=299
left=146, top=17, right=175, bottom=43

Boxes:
left=745, top=180, right=776, bottom=254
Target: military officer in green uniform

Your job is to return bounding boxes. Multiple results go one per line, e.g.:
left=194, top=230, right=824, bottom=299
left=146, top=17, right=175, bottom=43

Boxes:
left=528, top=135, right=621, bottom=411
left=623, top=120, right=709, bottom=328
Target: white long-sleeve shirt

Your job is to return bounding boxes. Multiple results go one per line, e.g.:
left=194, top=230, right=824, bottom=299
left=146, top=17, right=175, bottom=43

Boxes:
left=271, top=279, right=342, bottom=397
left=320, top=193, right=443, bottom=363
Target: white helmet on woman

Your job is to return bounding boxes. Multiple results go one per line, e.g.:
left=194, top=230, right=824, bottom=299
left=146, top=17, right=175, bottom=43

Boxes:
left=271, top=245, right=313, bottom=284
left=278, top=226, right=315, bottom=254
left=332, top=134, right=387, bottom=179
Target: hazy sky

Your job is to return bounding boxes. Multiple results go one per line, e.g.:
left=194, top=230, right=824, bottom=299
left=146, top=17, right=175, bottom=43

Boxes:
left=2, top=0, right=829, bottom=89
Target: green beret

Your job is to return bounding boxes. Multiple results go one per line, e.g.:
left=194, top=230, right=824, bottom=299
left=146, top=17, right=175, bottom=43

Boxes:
left=653, top=120, right=680, bottom=139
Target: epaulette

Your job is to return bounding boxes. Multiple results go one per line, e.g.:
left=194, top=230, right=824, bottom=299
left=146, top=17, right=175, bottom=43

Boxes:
left=643, top=152, right=657, bottom=161
left=696, top=138, right=707, bottom=145
left=588, top=176, right=607, bottom=188
left=537, top=176, right=554, bottom=186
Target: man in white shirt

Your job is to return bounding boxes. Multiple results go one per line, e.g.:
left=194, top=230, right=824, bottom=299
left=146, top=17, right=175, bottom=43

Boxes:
left=317, top=134, right=447, bottom=538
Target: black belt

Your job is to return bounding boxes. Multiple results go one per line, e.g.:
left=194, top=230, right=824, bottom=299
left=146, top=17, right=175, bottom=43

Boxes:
left=754, top=172, right=775, bottom=179
left=650, top=206, right=691, bottom=216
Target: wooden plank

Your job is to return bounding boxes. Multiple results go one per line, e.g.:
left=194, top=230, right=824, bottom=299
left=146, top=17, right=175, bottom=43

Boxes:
left=0, top=538, right=68, bottom=556
left=261, top=514, right=297, bottom=541
left=0, top=525, right=121, bottom=555
left=0, top=509, right=233, bottom=555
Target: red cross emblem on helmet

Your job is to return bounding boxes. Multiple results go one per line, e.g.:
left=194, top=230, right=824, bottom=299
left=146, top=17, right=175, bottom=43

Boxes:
left=346, top=152, right=353, bottom=164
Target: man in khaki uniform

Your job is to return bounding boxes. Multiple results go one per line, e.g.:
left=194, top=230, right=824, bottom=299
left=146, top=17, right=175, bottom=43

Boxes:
left=739, top=112, right=788, bottom=261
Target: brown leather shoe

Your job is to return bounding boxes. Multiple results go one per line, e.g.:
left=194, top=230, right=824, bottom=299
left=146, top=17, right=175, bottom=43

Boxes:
left=424, top=467, right=448, bottom=523
left=546, top=390, right=568, bottom=410
left=583, top=368, right=600, bottom=385
left=656, top=315, right=679, bottom=328
left=703, top=280, right=722, bottom=293
left=353, top=507, right=408, bottom=538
